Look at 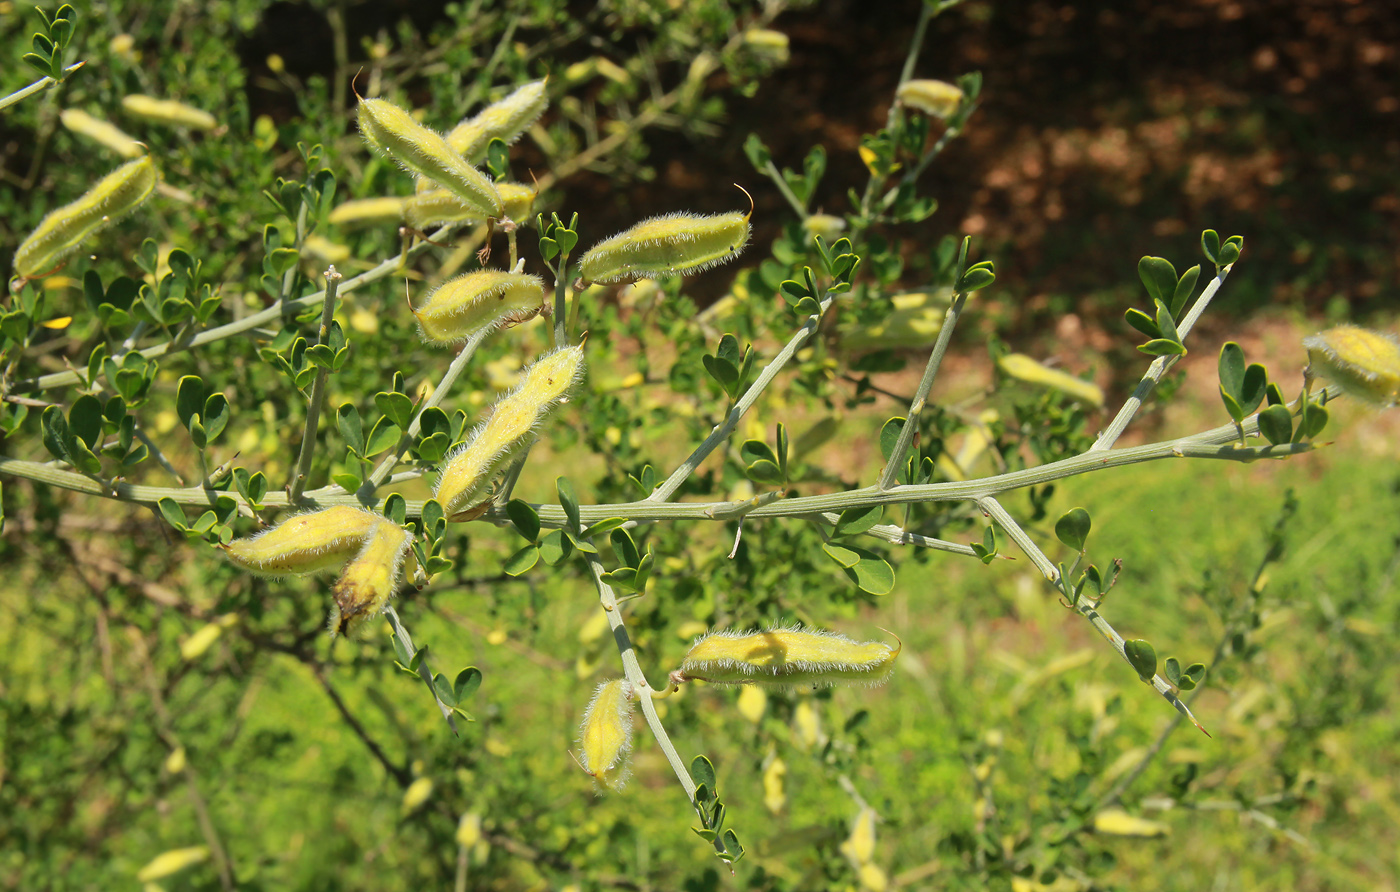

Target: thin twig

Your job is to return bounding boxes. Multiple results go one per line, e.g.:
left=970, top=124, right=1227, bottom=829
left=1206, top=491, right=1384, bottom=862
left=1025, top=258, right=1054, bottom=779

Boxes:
left=288, top=268, right=343, bottom=503
left=0, top=61, right=85, bottom=112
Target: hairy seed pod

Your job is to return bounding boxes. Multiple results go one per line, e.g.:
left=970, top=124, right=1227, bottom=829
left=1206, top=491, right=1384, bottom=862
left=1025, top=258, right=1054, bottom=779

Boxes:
left=676, top=625, right=901, bottom=688
left=222, top=505, right=383, bottom=576
left=356, top=97, right=503, bottom=219
left=577, top=678, right=634, bottom=791
left=404, top=182, right=536, bottom=228
left=996, top=353, right=1104, bottom=407
left=59, top=109, right=144, bottom=158
left=742, top=28, right=791, bottom=64
left=413, top=270, right=548, bottom=345
left=444, top=78, right=548, bottom=166
left=329, top=519, right=412, bottom=638
left=12, top=155, right=159, bottom=279
left=327, top=196, right=408, bottom=226
left=120, top=94, right=218, bottom=130
left=802, top=213, right=847, bottom=243
left=434, top=345, right=585, bottom=514
left=895, top=79, right=964, bottom=120
left=578, top=210, right=751, bottom=285
left=1303, top=325, right=1400, bottom=408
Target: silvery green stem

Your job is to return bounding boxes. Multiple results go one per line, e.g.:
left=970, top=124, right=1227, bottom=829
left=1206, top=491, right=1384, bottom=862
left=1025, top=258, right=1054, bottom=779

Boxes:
left=24, top=223, right=464, bottom=393
left=1090, top=263, right=1233, bottom=452
left=977, top=496, right=1058, bottom=582
left=650, top=293, right=835, bottom=502
left=584, top=553, right=697, bottom=803
left=288, top=268, right=341, bottom=504
left=366, top=329, right=487, bottom=490
left=877, top=291, right=969, bottom=490
left=0, top=62, right=84, bottom=112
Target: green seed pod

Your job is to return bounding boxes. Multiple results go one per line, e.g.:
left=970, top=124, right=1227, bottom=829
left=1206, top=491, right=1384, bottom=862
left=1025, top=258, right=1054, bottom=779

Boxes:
left=404, top=182, right=536, bottom=229
left=59, top=109, right=144, bottom=159
left=356, top=97, right=503, bottom=220
left=895, top=79, right=964, bottom=120
left=413, top=270, right=547, bottom=345
left=996, top=353, right=1104, bottom=407
left=676, top=625, right=901, bottom=689
left=120, top=94, right=218, bottom=130
left=12, top=155, right=159, bottom=279
left=327, top=196, right=408, bottom=226
left=435, top=344, right=584, bottom=514
left=576, top=678, right=634, bottom=791
left=444, top=78, right=548, bottom=166
left=222, top=506, right=382, bottom=576
left=329, top=519, right=412, bottom=638
left=1303, top=325, right=1400, bottom=408
left=578, top=208, right=751, bottom=285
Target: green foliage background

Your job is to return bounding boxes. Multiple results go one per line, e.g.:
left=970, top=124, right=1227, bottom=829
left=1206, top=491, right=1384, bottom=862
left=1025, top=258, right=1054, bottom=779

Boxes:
left=1, top=1, right=1397, bottom=890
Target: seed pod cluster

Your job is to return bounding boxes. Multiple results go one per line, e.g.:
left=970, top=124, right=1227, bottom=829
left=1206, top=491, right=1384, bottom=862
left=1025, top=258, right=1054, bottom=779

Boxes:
left=444, top=78, right=548, bottom=166
left=1303, top=325, right=1400, bottom=408
left=895, top=79, right=964, bottom=120
left=404, top=182, right=536, bottom=230
left=435, top=345, right=584, bottom=514
left=356, top=96, right=503, bottom=220
left=675, top=625, right=901, bottom=689
left=121, top=94, right=218, bottom=130
left=222, top=506, right=411, bottom=638
left=576, top=678, right=634, bottom=791
left=412, top=270, right=548, bottom=345
left=578, top=209, right=751, bottom=285
left=12, top=155, right=159, bottom=280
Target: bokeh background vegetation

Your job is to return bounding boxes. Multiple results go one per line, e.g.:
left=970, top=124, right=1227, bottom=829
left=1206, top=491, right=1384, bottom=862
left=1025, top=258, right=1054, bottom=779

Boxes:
left=1, top=1, right=1397, bottom=890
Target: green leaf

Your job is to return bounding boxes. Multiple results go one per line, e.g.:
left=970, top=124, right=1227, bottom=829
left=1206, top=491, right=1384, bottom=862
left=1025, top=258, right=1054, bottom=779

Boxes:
left=1124, top=308, right=1159, bottom=340
left=331, top=472, right=361, bottom=493
left=383, top=493, right=407, bottom=526
left=745, top=460, right=783, bottom=484
left=453, top=667, right=482, bottom=702
left=1164, top=656, right=1182, bottom=685
left=374, top=391, right=415, bottom=430
left=583, top=517, right=628, bottom=538
left=823, top=542, right=894, bottom=593
left=1124, top=639, right=1157, bottom=683
left=503, top=545, right=539, bottom=576
left=775, top=422, right=789, bottom=479
left=832, top=505, right=882, bottom=538
left=506, top=499, right=541, bottom=542
left=538, top=529, right=572, bottom=566
left=1138, top=256, right=1177, bottom=305
left=421, top=499, right=445, bottom=538
left=1055, top=507, right=1091, bottom=551
left=40, top=406, right=70, bottom=462
left=743, top=132, right=771, bottom=172
left=879, top=416, right=906, bottom=462
left=156, top=498, right=188, bottom=531
left=418, top=407, right=451, bottom=438
left=68, top=395, right=102, bottom=450
left=720, top=829, right=744, bottom=864
left=690, top=755, right=717, bottom=792
left=175, top=376, right=204, bottom=430
left=1137, top=338, right=1186, bottom=357
left=1295, top=401, right=1328, bottom=441
left=1217, top=237, right=1242, bottom=266
left=954, top=261, right=995, bottom=293
left=1238, top=364, right=1267, bottom=416
left=1172, top=265, right=1201, bottom=317
left=203, top=394, right=229, bottom=443
left=1179, top=662, right=1206, bottom=691
left=432, top=672, right=458, bottom=707
left=630, top=464, right=657, bottom=496
left=556, top=477, right=581, bottom=535
left=1218, top=342, right=1245, bottom=401
left=234, top=469, right=268, bottom=506
left=1201, top=229, right=1220, bottom=263
left=610, top=528, right=641, bottom=569
left=416, top=432, right=451, bottom=464
left=364, top=417, right=400, bottom=457
left=739, top=439, right=778, bottom=467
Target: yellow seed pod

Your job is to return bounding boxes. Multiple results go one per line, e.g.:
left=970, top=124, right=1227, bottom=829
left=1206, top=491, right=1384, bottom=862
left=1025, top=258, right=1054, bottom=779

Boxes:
left=840, top=806, right=878, bottom=865
left=329, top=519, right=412, bottom=638
left=737, top=685, right=767, bottom=723
left=456, top=812, right=483, bottom=848
left=327, top=196, right=408, bottom=226
left=895, top=79, right=964, bottom=120
left=762, top=757, right=787, bottom=814
left=997, top=353, right=1105, bottom=407
left=413, top=270, right=547, bottom=345
left=444, top=78, right=548, bottom=165
left=576, top=678, right=634, bottom=791
left=121, top=94, right=218, bottom=130
left=405, top=182, right=536, bottom=228
left=135, top=846, right=210, bottom=882
left=222, top=506, right=382, bottom=577
left=400, top=776, right=434, bottom=815
left=356, top=96, right=503, bottom=220
left=434, top=345, right=584, bottom=514
left=12, top=156, right=159, bottom=280
left=802, top=213, right=847, bottom=243
left=1303, top=325, right=1400, bottom=407
left=59, top=109, right=144, bottom=158
left=577, top=208, right=751, bottom=285
left=676, top=625, right=901, bottom=688
left=1092, top=808, right=1171, bottom=838
left=742, top=28, right=791, bottom=64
